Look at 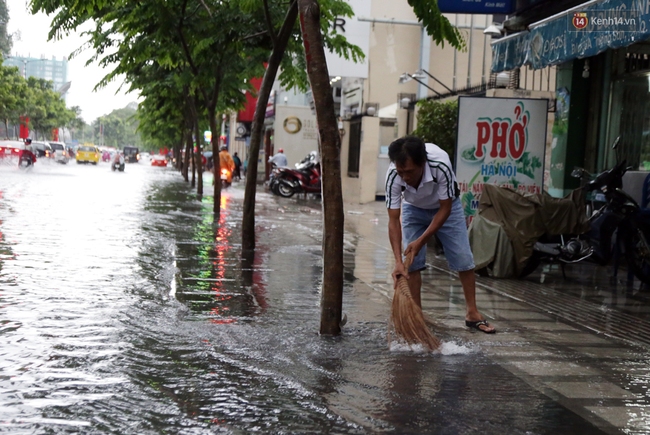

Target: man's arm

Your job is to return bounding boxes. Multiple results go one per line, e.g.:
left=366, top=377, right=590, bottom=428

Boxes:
left=403, top=198, right=452, bottom=258
left=388, top=207, right=408, bottom=288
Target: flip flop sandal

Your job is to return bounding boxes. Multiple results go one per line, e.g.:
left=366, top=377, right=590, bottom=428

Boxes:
left=465, top=320, right=496, bottom=334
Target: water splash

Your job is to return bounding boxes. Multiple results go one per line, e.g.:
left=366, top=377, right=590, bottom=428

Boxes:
left=389, top=340, right=477, bottom=355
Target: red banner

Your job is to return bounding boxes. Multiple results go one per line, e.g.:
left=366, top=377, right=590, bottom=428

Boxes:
left=19, top=116, right=29, bottom=139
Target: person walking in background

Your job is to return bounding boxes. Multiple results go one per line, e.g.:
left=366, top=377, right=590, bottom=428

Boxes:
left=268, top=148, right=287, bottom=167
left=233, top=152, right=242, bottom=181
left=385, top=136, right=495, bottom=334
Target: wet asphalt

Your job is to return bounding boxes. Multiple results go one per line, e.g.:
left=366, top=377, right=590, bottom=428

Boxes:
left=1, top=161, right=649, bottom=434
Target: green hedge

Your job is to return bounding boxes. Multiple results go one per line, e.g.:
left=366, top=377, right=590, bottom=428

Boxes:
left=412, top=99, right=458, bottom=159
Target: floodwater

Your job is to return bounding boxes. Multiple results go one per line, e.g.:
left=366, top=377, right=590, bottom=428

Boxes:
left=0, top=159, right=606, bottom=434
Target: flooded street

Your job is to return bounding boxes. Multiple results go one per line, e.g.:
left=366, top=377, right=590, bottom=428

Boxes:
left=0, top=160, right=617, bottom=434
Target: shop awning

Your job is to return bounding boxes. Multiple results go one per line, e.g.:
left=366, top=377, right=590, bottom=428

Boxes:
left=491, top=0, right=650, bottom=72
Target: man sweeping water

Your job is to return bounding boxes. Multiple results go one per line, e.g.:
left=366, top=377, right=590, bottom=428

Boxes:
left=386, top=136, right=495, bottom=334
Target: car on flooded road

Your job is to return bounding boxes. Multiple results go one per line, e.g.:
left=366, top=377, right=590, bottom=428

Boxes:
left=123, top=146, right=140, bottom=163
left=76, top=145, right=100, bottom=164
left=31, top=141, right=53, bottom=159
left=151, top=155, right=168, bottom=167
left=49, top=141, right=70, bottom=164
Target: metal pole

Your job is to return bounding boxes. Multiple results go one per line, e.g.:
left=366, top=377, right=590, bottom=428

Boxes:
left=467, top=14, right=474, bottom=89
left=418, top=27, right=431, bottom=99
left=481, top=16, right=488, bottom=86
left=453, top=14, right=458, bottom=91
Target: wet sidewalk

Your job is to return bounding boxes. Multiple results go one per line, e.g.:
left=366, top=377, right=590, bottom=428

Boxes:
left=342, top=198, right=650, bottom=434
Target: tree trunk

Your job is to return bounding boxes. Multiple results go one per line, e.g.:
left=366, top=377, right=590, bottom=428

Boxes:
left=183, top=130, right=191, bottom=181
left=298, top=0, right=344, bottom=336
left=209, top=108, right=221, bottom=217
left=194, top=114, right=204, bottom=196
left=175, top=144, right=182, bottom=171
left=191, top=138, right=196, bottom=188
left=176, top=125, right=184, bottom=171
left=242, top=0, right=298, bottom=252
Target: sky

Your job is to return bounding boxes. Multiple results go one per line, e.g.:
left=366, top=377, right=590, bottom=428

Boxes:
left=6, top=0, right=139, bottom=123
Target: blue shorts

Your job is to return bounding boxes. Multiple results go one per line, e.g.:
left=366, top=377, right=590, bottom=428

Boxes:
left=402, top=198, right=475, bottom=273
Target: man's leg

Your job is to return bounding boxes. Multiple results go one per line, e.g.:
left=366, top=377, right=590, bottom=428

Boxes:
left=458, top=269, right=494, bottom=332
left=435, top=199, right=495, bottom=333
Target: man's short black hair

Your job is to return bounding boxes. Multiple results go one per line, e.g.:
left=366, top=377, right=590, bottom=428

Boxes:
left=388, top=136, right=427, bottom=167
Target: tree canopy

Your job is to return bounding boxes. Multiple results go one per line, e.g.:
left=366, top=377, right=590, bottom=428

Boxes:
left=0, top=60, right=76, bottom=140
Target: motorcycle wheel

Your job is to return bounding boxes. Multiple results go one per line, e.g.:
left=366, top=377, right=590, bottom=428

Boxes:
left=18, top=158, right=32, bottom=168
left=268, top=179, right=279, bottom=195
left=518, top=252, right=542, bottom=278
left=623, top=225, right=650, bottom=285
left=277, top=181, right=295, bottom=198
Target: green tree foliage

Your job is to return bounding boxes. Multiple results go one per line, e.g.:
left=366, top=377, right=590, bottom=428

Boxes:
left=25, top=77, right=75, bottom=140
left=0, top=64, right=27, bottom=137
left=412, top=99, right=458, bottom=158
left=93, top=106, right=142, bottom=148
left=408, top=0, right=465, bottom=49
left=31, top=0, right=362, bottom=206
left=0, top=0, right=12, bottom=56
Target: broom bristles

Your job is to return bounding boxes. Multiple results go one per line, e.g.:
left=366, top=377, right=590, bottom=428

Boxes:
left=389, top=254, right=441, bottom=351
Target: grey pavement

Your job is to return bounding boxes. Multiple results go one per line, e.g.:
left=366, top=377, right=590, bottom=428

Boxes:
left=341, top=198, right=650, bottom=434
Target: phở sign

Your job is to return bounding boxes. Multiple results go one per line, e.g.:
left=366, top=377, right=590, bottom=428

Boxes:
left=455, top=97, right=548, bottom=223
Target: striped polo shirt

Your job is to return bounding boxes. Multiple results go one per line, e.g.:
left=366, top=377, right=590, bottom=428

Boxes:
left=385, top=143, right=457, bottom=210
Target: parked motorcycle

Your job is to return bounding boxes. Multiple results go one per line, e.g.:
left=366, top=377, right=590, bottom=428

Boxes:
left=512, top=138, right=650, bottom=283
left=270, top=151, right=321, bottom=198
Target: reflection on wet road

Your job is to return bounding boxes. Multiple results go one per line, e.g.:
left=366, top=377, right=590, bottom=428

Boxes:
left=0, top=161, right=608, bottom=433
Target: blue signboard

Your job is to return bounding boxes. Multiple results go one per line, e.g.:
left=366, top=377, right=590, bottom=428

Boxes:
left=438, top=0, right=515, bottom=14
left=491, top=0, right=650, bottom=72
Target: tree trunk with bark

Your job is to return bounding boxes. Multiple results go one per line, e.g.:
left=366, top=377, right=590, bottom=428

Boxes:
left=242, top=0, right=298, bottom=252
left=298, top=0, right=344, bottom=336
left=209, top=107, right=221, bottom=217
left=191, top=139, right=196, bottom=188
left=194, top=114, right=204, bottom=196
left=183, top=130, right=192, bottom=182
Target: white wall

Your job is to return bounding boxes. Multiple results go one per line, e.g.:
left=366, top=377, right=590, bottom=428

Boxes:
left=272, top=105, right=320, bottom=167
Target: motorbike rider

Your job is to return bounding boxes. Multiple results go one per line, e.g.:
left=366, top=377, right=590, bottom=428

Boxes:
left=268, top=148, right=287, bottom=167
left=20, top=137, right=37, bottom=166
left=219, top=145, right=235, bottom=173
left=113, top=151, right=125, bottom=169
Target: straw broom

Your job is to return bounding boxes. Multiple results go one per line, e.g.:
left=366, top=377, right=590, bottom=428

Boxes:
left=389, top=253, right=441, bottom=351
